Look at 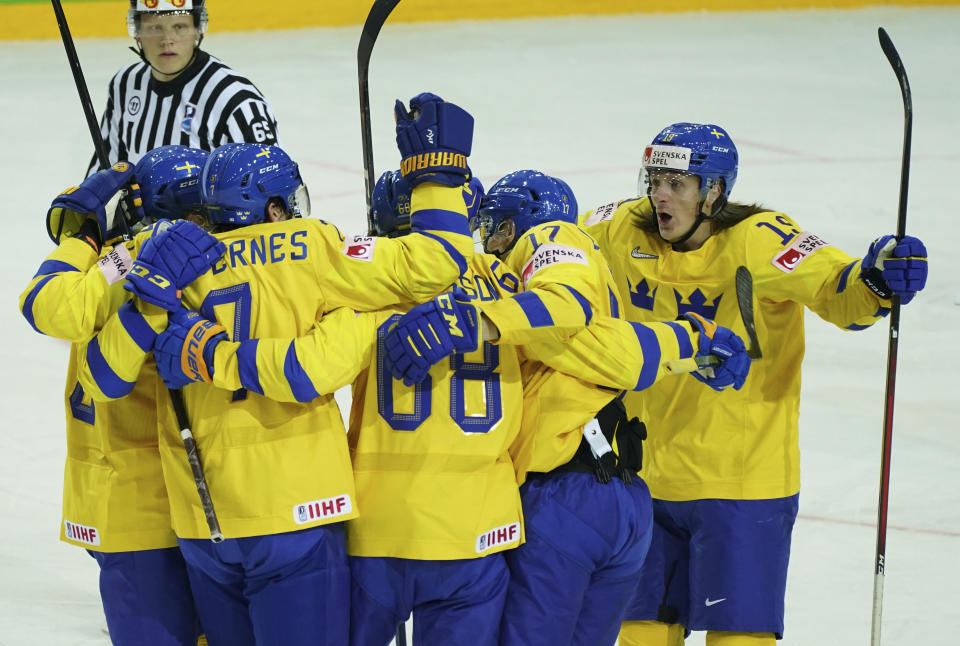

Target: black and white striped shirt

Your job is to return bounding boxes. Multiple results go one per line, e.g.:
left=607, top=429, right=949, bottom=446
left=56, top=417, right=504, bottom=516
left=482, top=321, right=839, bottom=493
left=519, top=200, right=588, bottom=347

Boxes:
left=87, top=49, right=279, bottom=176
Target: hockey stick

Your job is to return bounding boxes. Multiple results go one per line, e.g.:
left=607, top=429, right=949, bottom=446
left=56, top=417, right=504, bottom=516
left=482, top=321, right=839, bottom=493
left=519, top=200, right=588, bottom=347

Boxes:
left=50, top=0, right=132, bottom=241
left=358, top=6, right=407, bottom=643
left=735, top=265, right=762, bottom=359
left=871, top=26, right=912, bottom=646
left=51, top=0, right=224, bottom=543
left=664, top=265, right=762, bottom=374
left=358, top=0, right=402, bottom=235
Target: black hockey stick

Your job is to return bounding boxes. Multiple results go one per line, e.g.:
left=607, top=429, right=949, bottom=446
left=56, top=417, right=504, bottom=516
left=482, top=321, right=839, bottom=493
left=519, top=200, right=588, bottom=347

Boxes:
left=735, top=266, right=762, bottom=359
left=50, top=0, right=132, bottom=241
left=52, top=0, right=223, bottom=543
left=664, top=266, right=762, bottom=374
left=170, top=389, right=225, bottom=543
left=871, top=26, right=912, bottom=646
left=358, top=7, right=407, bottom=644
left=358, top=0, right=402, bottom=235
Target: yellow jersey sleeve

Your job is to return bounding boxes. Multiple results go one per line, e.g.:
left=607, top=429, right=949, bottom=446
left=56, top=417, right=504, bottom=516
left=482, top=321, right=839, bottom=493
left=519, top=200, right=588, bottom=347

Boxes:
left=19, top=237, right=129, bottom=342
left=480, top=221, right=614, bottom=346
left=211, top=308, right=382, bottom=401
left=526, top=317, right=699, bottom=392
left=742, top=212, right=890, bottom=330
left=311, top=183, right=473, bottom=309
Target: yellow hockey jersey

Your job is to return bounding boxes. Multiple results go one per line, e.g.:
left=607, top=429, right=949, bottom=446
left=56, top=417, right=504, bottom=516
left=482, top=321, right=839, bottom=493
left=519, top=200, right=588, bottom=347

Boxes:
left=19, top=234, right=175, bottom=552
left=78, top=183, right=475, bottom=539
left=174, top=255, right=527, bottom=560
left=584, top=197, right=891, bottom=501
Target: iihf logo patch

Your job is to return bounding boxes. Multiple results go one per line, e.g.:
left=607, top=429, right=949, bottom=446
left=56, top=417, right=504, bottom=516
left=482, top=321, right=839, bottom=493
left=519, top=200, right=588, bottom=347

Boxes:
left=181, top=103, right=197, bottom=135
left=475, top=522, right=520, bottom=553
left=64, top=520, right=101, bottom=546
left=127, top=95, right=141, bottom=116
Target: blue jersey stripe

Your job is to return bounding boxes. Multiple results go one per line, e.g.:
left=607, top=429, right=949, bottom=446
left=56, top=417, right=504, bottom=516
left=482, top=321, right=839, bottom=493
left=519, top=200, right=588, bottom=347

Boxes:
left=846, top=323, right=872, bottom=331
left=608, top=287, right=620, bottom=319
left=417, top=231, right=468, bottom=276
left=562, top=284, right=593, bottom=325
left=21, top=275, right=56, bottom=334
left=836, top=260, right=858, bottom=293
left=236, top=339, right=264, bottom=395
left=34, top=259, right=82, bottom=278
left=117, top=301, right=157, bottom=352
left=665, top=321, right=694, bottom=358
left=513, top=292, right=554, bottom=328
left=86, top=338, right=136, bottom=398
left=283, top=341, right=320, bottom=403
left=630, top=322, right=662, bottom=391
left=412, top=209, right=470, bottom=236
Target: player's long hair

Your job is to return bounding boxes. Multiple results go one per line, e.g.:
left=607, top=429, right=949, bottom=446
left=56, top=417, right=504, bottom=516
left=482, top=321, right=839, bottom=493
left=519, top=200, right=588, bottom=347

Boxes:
left=630, top=198, right=770, bottom=235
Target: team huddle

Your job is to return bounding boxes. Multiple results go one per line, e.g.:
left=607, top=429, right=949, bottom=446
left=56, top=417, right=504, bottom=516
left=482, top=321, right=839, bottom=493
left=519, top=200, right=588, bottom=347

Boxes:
left=20, top=2, right=929, bottom=646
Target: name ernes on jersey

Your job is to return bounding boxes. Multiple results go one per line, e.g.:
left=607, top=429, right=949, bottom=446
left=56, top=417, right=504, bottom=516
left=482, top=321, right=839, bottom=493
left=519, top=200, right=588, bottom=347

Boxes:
left=522, top=243, right=588, bottom=285
left=771, top=231, right=830, bottom=273
left=343, top=235, right=376, bottom=262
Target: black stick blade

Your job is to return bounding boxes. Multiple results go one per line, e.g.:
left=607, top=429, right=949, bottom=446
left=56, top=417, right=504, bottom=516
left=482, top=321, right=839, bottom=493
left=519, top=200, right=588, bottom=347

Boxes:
left=878, top=27, right=912, bottom=116
left=735, top=266, right=762, bottom=360
left=359, top=0, right=402, bottom=67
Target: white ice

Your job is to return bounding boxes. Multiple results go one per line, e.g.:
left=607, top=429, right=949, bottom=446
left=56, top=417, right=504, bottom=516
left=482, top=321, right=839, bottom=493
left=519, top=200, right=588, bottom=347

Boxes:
left=1, top=6, right=957, bottom=644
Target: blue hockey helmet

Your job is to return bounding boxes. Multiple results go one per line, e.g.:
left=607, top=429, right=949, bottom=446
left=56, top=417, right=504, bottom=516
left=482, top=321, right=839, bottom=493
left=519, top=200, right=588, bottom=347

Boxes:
left=128, top=0, right=208, bottom=38
left=370, top=170, right=412, bottom=237
left=201, top=143, right=309, bottom=226
left=475, top=170, right=577, bottom=255
left=134, top=145, right=208, bottom=223
left=371, top=171, right=484, bottom=238
left=640, top=122, right=739, bottom=204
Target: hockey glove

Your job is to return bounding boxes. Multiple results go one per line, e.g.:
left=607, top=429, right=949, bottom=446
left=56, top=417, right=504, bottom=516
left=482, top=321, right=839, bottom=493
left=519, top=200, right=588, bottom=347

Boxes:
left=124, top=219, right=226, bottom=311
left=395, top=92, right=474, bottom=188
left=384, top=291, right=481, bottom=386
left=46, top=162, right=144, bottom=245
left=681, top=312, right=751, bottom=391
left=154, top=309, right=228, bottom=390
left=859, top=234, right=928, bottom=304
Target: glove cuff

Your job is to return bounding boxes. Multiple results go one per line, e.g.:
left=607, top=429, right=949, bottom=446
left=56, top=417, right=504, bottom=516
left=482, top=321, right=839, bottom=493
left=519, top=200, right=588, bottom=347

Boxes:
left=859, top=265, right=892, bottom=299
left=181, top=318, right=227, bottom=382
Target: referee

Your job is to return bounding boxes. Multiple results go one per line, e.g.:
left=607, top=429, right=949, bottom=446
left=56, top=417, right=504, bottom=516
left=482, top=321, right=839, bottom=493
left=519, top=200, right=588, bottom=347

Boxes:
left=87, top=0, right=280, bottom=175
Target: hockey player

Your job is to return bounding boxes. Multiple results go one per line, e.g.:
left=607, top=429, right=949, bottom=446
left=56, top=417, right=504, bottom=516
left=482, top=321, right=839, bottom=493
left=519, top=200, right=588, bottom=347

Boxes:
left=87, top=0, right=279, bottom=175
left=383, top=170, right=752, bottom=646
left=19, top=147, right=212, bottom=646
left=74, top=93, right=478, bottom=645
left=580, top=123, right=929, bottom=646
left=143, top=167, right=748, bottom=646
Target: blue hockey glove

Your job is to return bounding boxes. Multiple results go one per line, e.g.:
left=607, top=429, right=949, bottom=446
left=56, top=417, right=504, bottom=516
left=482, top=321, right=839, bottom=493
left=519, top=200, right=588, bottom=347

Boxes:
left=154, top=309, right=228, bottom=389
left=859, top=234, right=928, bottom=304
left=124, top=219, right=226, bottom=311
left=384, top=291, right=481, bottom=386
left=395, top=92, right=474, bottom=188
left=681, top=312, right=751, bottom=391
left=46, top=162, right=144, bottom=245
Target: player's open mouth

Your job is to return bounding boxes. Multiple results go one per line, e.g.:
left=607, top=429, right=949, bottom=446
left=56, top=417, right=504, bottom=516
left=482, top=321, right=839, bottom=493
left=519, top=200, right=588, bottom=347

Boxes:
left=658, top=212, right=672, bottom=225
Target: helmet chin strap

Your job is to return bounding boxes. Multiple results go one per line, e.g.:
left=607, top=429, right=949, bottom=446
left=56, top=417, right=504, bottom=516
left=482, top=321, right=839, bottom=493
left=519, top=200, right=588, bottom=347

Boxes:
left=129, top=35, right=202, bottom=77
